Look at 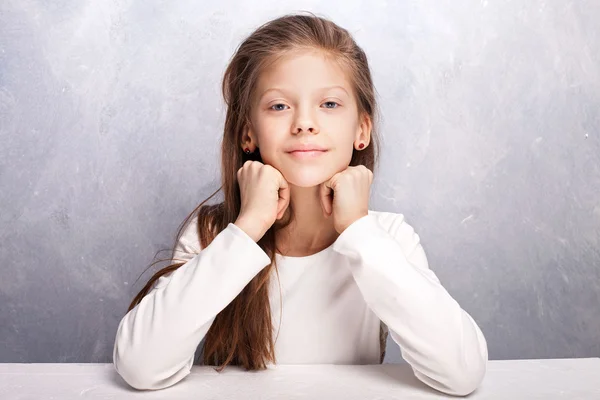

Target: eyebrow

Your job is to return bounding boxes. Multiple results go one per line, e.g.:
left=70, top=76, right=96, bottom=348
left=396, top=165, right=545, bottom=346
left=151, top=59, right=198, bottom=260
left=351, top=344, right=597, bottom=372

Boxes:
left=258, top=85, right=350, bottom=100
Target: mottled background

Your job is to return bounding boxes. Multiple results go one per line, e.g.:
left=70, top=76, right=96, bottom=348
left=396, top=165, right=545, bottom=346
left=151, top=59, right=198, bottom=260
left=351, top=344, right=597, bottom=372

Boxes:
left=1, top=0, right=598, bottom=364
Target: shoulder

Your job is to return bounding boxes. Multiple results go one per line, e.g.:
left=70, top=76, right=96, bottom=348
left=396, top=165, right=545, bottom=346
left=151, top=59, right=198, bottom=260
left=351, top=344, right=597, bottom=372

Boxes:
left=152, top=208, right=224, bottom=290
left=152, top=214, right=203, bottom=290
left=178, top=213, right=202, bottom=250
left=172, top=212, right=202, bottom=261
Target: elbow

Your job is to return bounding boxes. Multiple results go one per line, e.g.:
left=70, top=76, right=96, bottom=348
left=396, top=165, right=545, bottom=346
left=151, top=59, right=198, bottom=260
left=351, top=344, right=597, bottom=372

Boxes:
left=118, top=373, right=166, bottom=391
left=413, top=340, right=488, bottom=397
left=112, top=320, right=156, bottom=390
left=113, top=338, right=192, bottom=391
left=114, top=350, right=191, bottom=390
left=442, top=311, right=488, bottom=396
left=415, top=354, right=487, bottom=397
left=113, top=343, right=157, bottom=390
left=440, top=340, right=488, bottom=397
left=442, top=358, right=487, bottom=397
left=115, top=366, right=156, bottom=391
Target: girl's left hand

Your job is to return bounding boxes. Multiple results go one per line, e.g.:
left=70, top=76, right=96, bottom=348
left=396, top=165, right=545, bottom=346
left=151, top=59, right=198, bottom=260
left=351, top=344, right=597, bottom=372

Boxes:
left=319, top=165, right=373, bottom=234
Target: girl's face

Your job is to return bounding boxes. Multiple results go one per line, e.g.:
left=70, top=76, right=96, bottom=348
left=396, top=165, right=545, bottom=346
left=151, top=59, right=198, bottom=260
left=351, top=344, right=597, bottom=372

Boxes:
left=245, top=49, right=371, bottom=187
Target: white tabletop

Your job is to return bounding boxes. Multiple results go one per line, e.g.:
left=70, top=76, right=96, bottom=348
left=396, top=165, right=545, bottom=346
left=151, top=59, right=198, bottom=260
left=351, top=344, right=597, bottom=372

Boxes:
left=1, top=358, right=599, bottom=399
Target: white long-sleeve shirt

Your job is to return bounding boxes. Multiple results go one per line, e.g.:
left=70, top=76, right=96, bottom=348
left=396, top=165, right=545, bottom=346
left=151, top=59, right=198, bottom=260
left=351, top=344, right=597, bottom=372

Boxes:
left=113, top=210, right=488, bottom=396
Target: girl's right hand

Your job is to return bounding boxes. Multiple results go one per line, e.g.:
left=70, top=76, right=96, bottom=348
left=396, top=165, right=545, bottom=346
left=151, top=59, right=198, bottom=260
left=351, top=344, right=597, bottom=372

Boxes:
left=234, top=160, right=290, bottom=242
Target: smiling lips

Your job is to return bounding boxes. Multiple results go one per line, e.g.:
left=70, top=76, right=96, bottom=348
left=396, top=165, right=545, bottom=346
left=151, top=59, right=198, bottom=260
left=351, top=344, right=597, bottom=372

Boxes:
left=286, top=143, right=328, bottom=159
left=288, top=149, right=328, bottom=159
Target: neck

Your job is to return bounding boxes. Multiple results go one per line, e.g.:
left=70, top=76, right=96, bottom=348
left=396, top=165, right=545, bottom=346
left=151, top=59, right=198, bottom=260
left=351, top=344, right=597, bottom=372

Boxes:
left=275, top=184, right=339, bottom=257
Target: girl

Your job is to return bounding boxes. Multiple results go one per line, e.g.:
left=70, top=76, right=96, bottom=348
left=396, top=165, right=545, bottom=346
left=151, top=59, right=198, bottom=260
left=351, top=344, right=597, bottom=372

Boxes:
left=113, top=12, right=488, bottom=396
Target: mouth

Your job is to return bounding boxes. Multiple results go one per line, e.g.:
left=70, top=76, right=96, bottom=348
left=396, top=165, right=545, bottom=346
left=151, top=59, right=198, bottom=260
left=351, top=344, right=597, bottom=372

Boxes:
left=287, top=150, right=328, bottom=158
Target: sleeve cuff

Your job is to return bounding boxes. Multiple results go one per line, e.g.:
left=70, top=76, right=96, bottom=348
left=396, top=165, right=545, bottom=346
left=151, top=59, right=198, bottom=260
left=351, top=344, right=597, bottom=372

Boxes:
left=332, top=214, right=387, bottom=256
left=226, top=222, right=272, bottom=266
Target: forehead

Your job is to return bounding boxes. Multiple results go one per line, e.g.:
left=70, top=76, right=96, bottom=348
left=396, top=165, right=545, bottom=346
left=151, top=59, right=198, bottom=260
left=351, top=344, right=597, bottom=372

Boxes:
left=255, top=49, right=353, bottom=95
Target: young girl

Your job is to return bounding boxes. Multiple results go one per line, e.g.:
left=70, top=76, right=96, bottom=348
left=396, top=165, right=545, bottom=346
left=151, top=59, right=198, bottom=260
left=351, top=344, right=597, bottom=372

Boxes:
left=113, top=12, right=488, bottom=396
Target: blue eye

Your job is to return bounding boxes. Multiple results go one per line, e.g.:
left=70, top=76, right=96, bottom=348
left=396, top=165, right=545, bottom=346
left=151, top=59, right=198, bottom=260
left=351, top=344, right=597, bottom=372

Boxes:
left=270, top=103, right=289, bottom=111
left=322, top=101, right=339, bottom=109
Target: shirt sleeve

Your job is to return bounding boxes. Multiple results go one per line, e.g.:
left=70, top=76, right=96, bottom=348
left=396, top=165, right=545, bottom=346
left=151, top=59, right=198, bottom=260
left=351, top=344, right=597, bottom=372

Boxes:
left=332, top=213, right=488, bottom=396
left=112, top=221, right=272, bottom=391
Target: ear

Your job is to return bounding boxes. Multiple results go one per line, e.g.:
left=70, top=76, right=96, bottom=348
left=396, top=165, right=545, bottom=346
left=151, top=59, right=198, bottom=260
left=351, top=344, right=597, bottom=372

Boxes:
left=241, top=121, right=258, bottom=150
left=355, top=112, right=372, bottom=147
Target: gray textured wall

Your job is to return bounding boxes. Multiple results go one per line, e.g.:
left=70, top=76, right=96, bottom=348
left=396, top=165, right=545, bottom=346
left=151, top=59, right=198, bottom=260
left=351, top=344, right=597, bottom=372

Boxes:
left=1, top=0, right=599, bottom=364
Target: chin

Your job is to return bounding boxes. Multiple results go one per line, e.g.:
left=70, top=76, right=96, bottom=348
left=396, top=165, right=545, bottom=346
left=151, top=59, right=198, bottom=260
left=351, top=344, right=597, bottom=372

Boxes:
left=280, top=167, right=337, bottom=188
left=263, top=154, right=351, bottom=188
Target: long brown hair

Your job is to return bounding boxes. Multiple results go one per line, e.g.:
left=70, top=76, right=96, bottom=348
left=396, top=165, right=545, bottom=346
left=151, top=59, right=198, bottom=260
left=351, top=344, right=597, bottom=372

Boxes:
left=127, top=11, right=382, bottom=372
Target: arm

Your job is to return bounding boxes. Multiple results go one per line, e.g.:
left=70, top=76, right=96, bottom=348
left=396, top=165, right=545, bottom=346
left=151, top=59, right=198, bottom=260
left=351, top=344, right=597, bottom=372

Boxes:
left=113, top=221, right=271, bottom=390
left=332, top=212, right=488, bottom=396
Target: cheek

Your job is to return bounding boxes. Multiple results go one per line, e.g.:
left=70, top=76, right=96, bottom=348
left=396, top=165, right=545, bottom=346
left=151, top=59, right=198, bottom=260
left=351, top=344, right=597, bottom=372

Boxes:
left=329, top=120, right=359, bottom=152
left=337, top=142, right=356, bottom=168
left=254, top=126, right=286, bottom=164
left=324, top=112, right=359, bottom=135
left=253, top=119, right=278, bottom=147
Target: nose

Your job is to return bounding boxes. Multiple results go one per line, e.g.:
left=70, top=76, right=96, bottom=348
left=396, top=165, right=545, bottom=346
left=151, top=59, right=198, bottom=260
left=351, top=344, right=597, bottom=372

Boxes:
left=292, top=108, right=320, bottom=135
